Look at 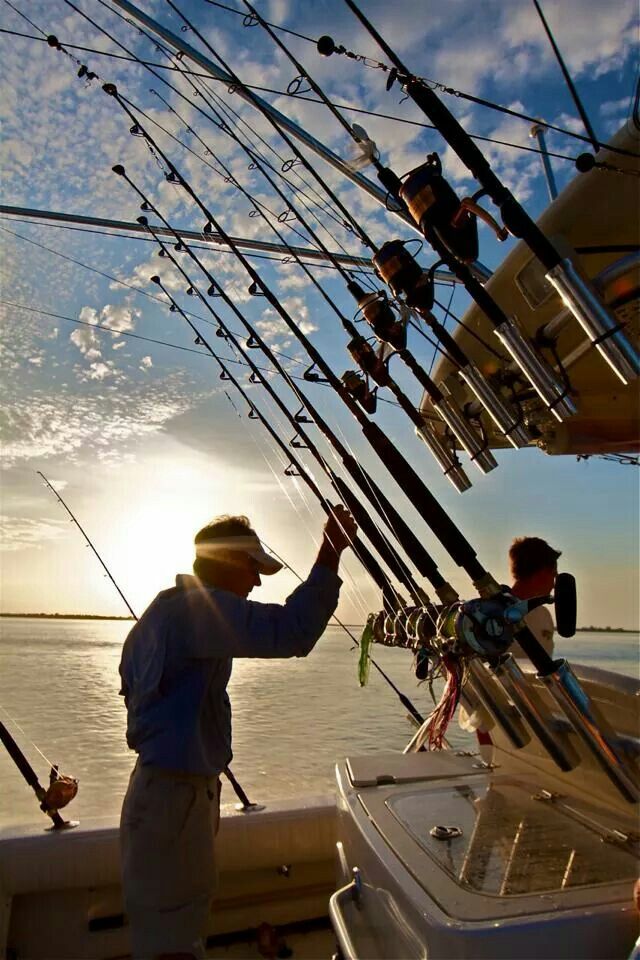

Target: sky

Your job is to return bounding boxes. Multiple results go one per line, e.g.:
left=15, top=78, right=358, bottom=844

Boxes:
left=0, top=0, right=638, bottom=629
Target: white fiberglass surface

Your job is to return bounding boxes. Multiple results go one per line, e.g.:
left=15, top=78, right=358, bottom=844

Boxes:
left=387, top=780, right=637, bottom=896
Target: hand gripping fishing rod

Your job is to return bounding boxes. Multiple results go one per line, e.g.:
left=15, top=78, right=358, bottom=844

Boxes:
left=36, top=473, right=259, bottom=812
left=341, top=0, right=640, bottom=388
left=110, top=164, right=451, bottom=602
left=101, top=87, right=493, bottom=598
left=150, top=3, right=481, bottom=493
left=150, top=278, right=427, bottom=725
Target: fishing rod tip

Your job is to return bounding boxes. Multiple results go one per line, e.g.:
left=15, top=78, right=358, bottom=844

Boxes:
left=103, top=83, right=118, bottom=97
left=149, top=275, right=161, bottom=285
left=112, top=164, right=125, bottom=176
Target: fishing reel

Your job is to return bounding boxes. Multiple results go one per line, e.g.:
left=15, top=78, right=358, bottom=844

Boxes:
left=373, top=239, right=439, bottom=314
left=341, top=369, right=377, bottom=414
left=38, top=765, right=78, bottom=819
left=348, top=280, right=407, bottom=350
left=347, top=335, right=392, bottom=387
left=398, top=154, right=507, bottom=264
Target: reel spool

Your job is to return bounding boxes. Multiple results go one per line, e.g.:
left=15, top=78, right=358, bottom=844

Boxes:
left=348, top=281, right=407, bottom=350
left=347, top=336, right=391, bottom=387
left=341, top=369, right=377, bottom=414
left=373, top=240, right=440, bottom=314
left=399, top=154, right=479, bottom=264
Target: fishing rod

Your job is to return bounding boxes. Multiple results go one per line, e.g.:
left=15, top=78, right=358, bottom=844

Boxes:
left=37, top=471, right=137, bottom=618
left=139, top=83, right=476, bottom=492
left=0, top=717, right=79, bottom=830
left=339, top=0, right=640, bottom=388
left=112, top=168, right=453, bottom=603
left=150, top=278, right=427, bottom=723
left=148, top=263, right=423, bottom=607
left=98, top=88, right=490, bottom=595
left=147, top=278, right=414, bottom=610
left=235, top=0, right=500, bottom=478
left=36, top=472, right=260, bottom=812
left=240, top=0, right=578, bottom=445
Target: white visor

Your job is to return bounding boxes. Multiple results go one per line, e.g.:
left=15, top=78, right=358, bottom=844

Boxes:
left=195, top=535, right=283, bottom=575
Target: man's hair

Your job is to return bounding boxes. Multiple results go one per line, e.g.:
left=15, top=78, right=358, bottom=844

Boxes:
left=193, top=514, right=254, bottom=580
left=509, top=537, right=561, bottom=580
left=194, top=514, right=254, bottom=545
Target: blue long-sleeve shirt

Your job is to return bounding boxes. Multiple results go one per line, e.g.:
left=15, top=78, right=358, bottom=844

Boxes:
left=119, top=563, right=341, bottom=775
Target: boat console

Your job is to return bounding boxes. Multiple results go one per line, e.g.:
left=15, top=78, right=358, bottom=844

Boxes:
left=330, top=752, right=638, bottom=960
left=332, top=666, right=640, bottom=959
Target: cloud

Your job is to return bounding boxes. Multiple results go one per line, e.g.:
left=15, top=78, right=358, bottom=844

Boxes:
left=140, top=355, right=153, bottom=370
left=101, top=304, right=140, bottom=333
left=70, top=326, right=102, bottom=360
left=0, top=514, right=69, bottom=552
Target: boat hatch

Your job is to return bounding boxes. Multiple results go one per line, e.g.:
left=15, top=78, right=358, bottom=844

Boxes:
left=384, top=777, right=637, bottom=898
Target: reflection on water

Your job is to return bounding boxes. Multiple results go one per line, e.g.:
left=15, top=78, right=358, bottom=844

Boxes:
left=0, top=619, right=637, bottom=827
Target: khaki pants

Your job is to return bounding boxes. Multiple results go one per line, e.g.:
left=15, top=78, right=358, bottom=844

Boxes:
left=120, top=761, right=221, bottom=959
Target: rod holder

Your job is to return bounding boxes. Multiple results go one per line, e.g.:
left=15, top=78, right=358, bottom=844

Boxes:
left=465, top=661, right=531, bottom=749
left=459, top=364, right=530, bottom=448
left=494, top=317, right=577, bottom=422
left=546, top=259, right=640, bottom=385
left=433, top=394, right=498, bottom=474
left=493, top=656, right=579, bottom=772
left=416, top=423, right=472, bottom=492
left=540, top=659, right=640, bottom=803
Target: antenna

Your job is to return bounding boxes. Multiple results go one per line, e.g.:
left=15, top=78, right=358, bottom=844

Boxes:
left=532, top=0, right=600, bottom=153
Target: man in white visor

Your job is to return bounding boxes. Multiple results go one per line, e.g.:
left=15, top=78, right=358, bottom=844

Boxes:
left=119, top=505, right=356, bottom=959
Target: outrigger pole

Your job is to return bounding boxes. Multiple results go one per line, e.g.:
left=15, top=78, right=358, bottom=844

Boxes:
left=36, top=473, right=261, bottom=813
left=0, top=204, right=379, bottom=272
left=107, top=0, right=415, bottom=233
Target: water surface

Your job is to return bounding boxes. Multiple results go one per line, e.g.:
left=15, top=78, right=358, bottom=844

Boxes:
left=0, top=618, right=637, bottom=827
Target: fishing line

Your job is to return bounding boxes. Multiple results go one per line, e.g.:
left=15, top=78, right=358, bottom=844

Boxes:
left=428, top=284, right=456, bottom=377
left=0, top=704, right=60, bottom=772
left=199, top=0, right=635, bottom=157
left=116, top=87, right=466, bottom=476
left=40, top=34, right=468, bottom=583
left=0, top=28, right=584, bottom=164
left=162, top=0, right=377, bottom=251
left=139, top=90, right=320, bottom=250
left=0, top=224, right=310, bottom=369
left=117, top=32, right=489, bottom=475
left=42, top=16, right=472, bottom=596
left=186, top=75, right=361, bottom=244
left=151, top=275, right=408, bottom=610
left=261, top=541, right=425, bottom=722
left=313, top=18, right=639, bottom=161
left=147, top=251, right=418, bottom=607
left=91, top=0, right=354, bottom=240
left=1, top=0, right=47, bottom=37
left=120, top=172, right=465, bottom=594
